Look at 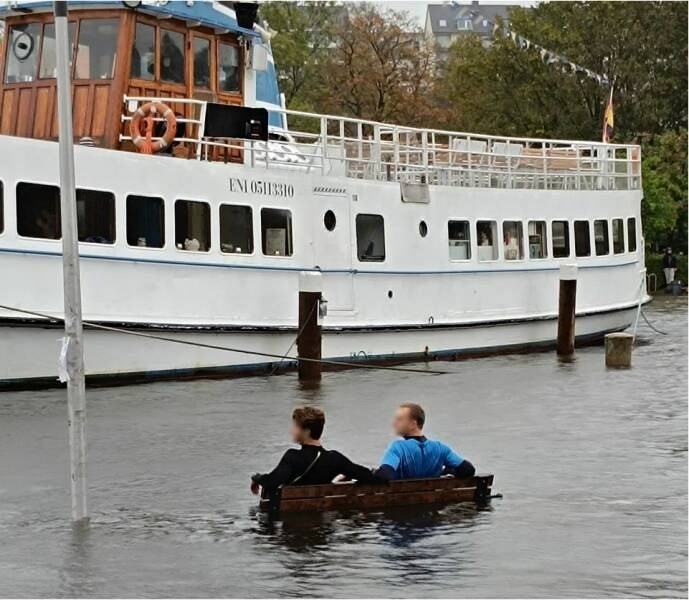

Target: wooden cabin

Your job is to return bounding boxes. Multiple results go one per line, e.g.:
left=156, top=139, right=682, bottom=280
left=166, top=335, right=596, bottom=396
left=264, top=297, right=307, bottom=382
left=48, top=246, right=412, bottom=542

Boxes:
left=0, top=1, right=258, bottom=157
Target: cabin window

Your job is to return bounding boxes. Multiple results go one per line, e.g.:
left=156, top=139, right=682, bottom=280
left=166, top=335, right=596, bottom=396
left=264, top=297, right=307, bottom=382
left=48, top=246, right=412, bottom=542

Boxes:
left=193, top=37, right=211, bottom=88
left=161, top=29, right=185, bottom=84
left=627, top=218, right=637, bottom=252
left=262, top=208, right=293, bottom=256
left=612, top=218, right=625, bottom=254
left=574, top=220, right=591, bottom=257
left=175, top=200, right=210, bottom=252
left=528, top=221, right=547, bottom=259
left=131, top=22, right=156, bottom=80
left=76, top=189, right=115, bottom=244
left=16, top=182, right=61, bottom=239
left=448, top=220, right=471, bottom=260
left=594, top=219, right=609, bottom=256
left=74, top=19, right=119, bottom=80
left=476, top=221, right=498, bottom=261
left=0, top=181, right=4, bottom=234
left=356, top=214, right=385, bottom=262
left=39, top=22, right=76, bottom=79
left=220, top=204, right=253, bottom=254
left=552, top=221, right=570, bottom=258
left=5, top=24, right=43, bottom=83
left=218, top=42, right=240, bottom=93
left=126, top=195, right=164, bottom=248
left=503, top=221, right=524, bottom=260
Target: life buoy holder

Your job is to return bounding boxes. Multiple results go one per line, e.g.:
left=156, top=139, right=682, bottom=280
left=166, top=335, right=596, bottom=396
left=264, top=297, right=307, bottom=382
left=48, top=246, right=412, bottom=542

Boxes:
left=130, top=102, right=177, bottom=155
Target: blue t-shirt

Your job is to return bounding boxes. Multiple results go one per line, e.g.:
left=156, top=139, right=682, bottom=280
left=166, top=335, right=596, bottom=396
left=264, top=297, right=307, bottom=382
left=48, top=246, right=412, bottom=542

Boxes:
left=380, top=437, right=464, bottom=479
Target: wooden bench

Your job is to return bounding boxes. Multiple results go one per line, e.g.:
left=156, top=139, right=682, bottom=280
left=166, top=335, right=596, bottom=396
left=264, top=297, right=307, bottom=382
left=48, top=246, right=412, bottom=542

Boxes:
left=259, top=473, right=494, bottom=513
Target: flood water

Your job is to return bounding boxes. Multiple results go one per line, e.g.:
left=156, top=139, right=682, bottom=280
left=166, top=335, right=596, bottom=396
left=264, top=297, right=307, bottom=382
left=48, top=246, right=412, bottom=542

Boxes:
left=0, top=297, right=686, bottom=598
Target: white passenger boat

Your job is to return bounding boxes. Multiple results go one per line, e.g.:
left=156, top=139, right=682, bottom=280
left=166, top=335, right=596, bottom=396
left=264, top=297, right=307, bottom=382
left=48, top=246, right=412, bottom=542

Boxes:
left=0, top=1, right=649, bottom=389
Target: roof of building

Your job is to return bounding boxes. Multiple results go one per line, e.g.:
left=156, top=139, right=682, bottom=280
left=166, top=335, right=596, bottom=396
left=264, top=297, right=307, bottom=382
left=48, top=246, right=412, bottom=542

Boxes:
left=426, top=2, right=512, bottom=36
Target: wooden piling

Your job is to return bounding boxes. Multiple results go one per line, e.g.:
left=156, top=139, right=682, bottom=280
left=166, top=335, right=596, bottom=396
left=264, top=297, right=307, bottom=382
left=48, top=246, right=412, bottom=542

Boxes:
left=297, top=272, right=322, bottom=381
left=605, top=332, right=633, bottom=368
left=557, top=264, right=577, bottom=357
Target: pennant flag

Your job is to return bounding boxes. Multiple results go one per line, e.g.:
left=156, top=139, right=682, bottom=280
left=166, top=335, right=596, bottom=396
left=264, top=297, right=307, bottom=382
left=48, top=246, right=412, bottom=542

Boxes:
left=602, top=86, right=614, bottom=143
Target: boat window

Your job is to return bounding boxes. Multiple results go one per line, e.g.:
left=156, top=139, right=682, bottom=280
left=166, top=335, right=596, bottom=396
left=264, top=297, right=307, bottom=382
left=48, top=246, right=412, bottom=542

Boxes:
left=220, top=204, right=253, bottom=254
left=574, top=220, right=591, bottom=257
left=594, top=219, right=609, bottom=256
left=476, top=220, right=498, bottom=261
left=126, top=195, right=164, bottom=248
left=356, top=214, right=386, bottom=262
left=77, top=189, right=115, bottom=244
left=448, top=220, right=471, bottom=260
left=218, top=42, right=240, bottom=93
left=528, top=221, right=547, bottom=259
left=612, top=218, right=625, bottom=254
left=74, top=19, right=119, bottom=80
left=324, top=210, right=336, bottom=231
left=627, top=218, right=637, bottom=252
left=193, top=37, right=211, bottom=89
left=503, top=221, right=524, bottom=260
left=262, top=208, right=293, bottom=256
left=0, top=181, right=4, bottom=234
left=161, top=29, right=185, bottom=84
left=16, top=182, right=61, bottom=239
left=175, top=200, right=210, bottom=252
left=5, top=23, right=43, bottom=83
left=131, top=22, right=155, bottom=80
left=39, top=22, right=76, bottom=79
left=552, top=221, right=570, bottom=258
left=419, top=220, right=428, bottom=238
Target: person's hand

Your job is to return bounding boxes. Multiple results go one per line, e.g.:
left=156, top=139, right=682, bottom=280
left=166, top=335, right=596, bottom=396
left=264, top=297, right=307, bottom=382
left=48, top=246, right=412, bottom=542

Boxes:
left=250, top=480, right=260, bottom=495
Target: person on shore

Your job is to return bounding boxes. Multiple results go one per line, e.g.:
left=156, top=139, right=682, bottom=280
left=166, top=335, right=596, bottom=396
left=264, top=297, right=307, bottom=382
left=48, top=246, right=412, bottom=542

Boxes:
left=374, top=403, right=475, bottom=481
left=662, top=247, right=678, bottom=286
left=250, top=406, right=376, bottom=495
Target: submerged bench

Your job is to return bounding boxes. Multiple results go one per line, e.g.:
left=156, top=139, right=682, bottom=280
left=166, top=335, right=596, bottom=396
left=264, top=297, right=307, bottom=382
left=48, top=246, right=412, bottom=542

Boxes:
left=259, top=473, right=494, bottom=513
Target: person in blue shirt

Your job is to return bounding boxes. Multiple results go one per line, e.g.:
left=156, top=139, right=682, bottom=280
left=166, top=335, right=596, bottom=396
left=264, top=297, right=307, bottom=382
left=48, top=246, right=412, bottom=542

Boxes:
left=375, top=403, right=475, bottom=481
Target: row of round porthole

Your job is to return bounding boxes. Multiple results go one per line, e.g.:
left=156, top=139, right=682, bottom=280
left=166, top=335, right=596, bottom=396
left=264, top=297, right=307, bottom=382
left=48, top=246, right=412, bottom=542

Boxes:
left=323, top=210, right=428, bottom=238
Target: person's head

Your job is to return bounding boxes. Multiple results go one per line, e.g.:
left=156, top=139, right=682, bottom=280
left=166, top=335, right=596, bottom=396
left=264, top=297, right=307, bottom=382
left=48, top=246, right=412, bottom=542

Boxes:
left=290, top=406, right=325, bottom=444
left=392, top=403, right=425, bottom=437
left=667, top=247, right=673, bottom=254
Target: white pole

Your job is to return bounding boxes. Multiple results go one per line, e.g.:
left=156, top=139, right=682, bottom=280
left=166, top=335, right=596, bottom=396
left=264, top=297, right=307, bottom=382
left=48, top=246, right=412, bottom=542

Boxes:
left=54, top=0, right=88, bottom=523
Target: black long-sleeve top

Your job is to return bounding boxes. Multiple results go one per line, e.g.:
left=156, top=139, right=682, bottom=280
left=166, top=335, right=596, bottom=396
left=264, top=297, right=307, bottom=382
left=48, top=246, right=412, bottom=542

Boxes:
left=251, top=444, right=376, bottom=492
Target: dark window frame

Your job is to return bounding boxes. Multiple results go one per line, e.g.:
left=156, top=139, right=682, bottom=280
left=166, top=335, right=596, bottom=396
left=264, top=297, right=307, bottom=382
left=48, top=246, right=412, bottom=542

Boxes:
left=175, top=199, right=211, bottom=253
left=356, top=213, right=386, bottom=262
left=612, top=218, right=625, bottom=254
left=448, top=220, right=472, bottom=261
left=126, top=194, right=165, bottom=249
left=76, top=187, right=116, bottom=245
left=16, top=181, right=62, bottom=240
left=627, top=217, right=637, bottom=252
left=261, top=207, right=293, bottom=257
left=574, top=220, right=591, bottom=258
left=220, top=203, right=254, bottom=255
left=593, top=219, right=610, bottom=256
left=551, top=220, right=570, bottom=259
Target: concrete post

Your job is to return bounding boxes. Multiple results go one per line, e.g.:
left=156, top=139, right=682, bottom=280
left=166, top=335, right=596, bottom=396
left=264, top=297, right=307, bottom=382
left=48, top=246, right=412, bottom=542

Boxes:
left=557, top=264, right=577, bottom=357
left=297, top=272, right=322, bottom=381
left=605, top=333, right=633, bottom=368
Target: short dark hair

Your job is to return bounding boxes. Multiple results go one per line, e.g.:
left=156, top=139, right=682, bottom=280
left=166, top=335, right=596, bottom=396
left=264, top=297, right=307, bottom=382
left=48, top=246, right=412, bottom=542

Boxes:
left=400, top=403, right=425, bottom=428
left=292, top=406, right=325, bottom=440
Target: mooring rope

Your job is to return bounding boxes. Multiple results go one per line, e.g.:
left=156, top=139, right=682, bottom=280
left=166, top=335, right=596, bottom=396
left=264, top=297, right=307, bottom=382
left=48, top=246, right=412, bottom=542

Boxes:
left=269, top=300, right=318, bottom=376
left=0, top=303, right=447, bottom=376
left=640, top=309, right=668, bottom=336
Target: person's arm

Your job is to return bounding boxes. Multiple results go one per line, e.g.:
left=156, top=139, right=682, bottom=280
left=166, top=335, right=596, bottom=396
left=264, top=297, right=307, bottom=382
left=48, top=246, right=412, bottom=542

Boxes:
left=250, top=450, right=296, bottom=493
left=333, top=452, right=377, bottom=484
left=441, top=443, right=476, bottom=478
left=372, top=442, right=401, bottom=481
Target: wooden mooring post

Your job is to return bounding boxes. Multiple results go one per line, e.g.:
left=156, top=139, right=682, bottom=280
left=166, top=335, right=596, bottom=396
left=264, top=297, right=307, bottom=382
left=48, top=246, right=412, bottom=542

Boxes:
left=605, top=332, right=633, bottom=368
left=557, top=264, right=577, bottom=357
left=297, top=272, right=322, bottom=381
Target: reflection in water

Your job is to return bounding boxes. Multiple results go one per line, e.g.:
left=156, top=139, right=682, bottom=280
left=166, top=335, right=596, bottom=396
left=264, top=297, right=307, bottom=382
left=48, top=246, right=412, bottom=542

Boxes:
left=58, top=522, right=93, bottom=599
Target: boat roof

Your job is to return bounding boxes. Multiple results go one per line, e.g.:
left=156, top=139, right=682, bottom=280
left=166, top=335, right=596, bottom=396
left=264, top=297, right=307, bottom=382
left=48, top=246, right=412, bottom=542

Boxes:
left=0, top=0, right=260, bottom=37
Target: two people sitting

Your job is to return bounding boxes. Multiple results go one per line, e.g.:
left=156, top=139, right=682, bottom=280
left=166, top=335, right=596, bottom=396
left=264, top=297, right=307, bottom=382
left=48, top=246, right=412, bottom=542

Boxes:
left=250, top=403, right=475, bottom=495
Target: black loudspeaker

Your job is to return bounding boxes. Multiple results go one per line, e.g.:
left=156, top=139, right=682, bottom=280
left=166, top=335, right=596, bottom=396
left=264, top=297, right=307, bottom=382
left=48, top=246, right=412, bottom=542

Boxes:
left=233, top=2, right=259, bottom=30
left=204, top=103, right=268, bottom=141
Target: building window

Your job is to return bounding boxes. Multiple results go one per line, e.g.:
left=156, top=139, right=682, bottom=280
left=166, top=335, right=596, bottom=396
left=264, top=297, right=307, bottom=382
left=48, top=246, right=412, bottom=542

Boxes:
left=131, top=22, right=155, bottom=80
left=218, top=42, right=240, bottom=93
left=77, top=189, right=115, bottom=244
left=612, top=218, right=625, bottom=254
left=476, top=220, right=498, bottom=261
left=627, top=218, right=637, bottom=252
left=193, top=37, right=211, bottom=88
left=175, top=200, right=210, bottom=252
left=220, top=204, right=253, bottom=254
left=356, top=214, right=385, bottom=262
left=528, top=221, right=547, bottom=259
left=16, top=182, right=61, bottom=239
left=126, top=194, right=164, bottom=248
left=5, top=24, right=43, bottom=83
left=594, top=219, right=609, bottom=256
left=39, top=22, right=76, bottom=79
left=262, top=208, right=293, bottom=256
left=160, top=28, right=185, bottom=84
left=574, top=220, right=591, bottom=257
left=552, top=221, right=570, bottom=258
left=503, top=221, right=524, bottom=260
left=448, top=220, right=471, bottom=260
left=439, top=19, right=447, bottom=27
left=74, top=19, right=119, bottom=80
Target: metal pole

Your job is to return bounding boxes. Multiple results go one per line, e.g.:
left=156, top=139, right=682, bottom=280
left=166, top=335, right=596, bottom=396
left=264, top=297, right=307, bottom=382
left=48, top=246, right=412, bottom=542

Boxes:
left=54, top=0, right=88, bottom=523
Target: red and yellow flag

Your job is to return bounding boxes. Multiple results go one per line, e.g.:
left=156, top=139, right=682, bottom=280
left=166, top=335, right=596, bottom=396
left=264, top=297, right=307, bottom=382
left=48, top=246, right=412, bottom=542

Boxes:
left=602, top=86, right=614, bottom=143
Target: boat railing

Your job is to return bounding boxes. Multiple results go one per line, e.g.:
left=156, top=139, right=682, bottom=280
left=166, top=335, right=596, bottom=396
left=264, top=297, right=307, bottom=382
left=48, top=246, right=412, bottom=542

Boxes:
left=120, top=96, right=641, bottom=192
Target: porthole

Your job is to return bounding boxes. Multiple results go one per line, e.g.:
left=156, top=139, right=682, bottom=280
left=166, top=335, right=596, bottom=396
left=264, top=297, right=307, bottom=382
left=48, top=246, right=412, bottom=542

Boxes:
left=324, top=210, right=336, bottom=231
left=387, top=290, right=393, bottom=299
left=419, top=220, right=428, bottom=237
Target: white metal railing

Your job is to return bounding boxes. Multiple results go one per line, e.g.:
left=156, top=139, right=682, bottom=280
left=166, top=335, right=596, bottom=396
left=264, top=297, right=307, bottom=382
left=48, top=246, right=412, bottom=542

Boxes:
left=120, top=96, right=642, bottom=192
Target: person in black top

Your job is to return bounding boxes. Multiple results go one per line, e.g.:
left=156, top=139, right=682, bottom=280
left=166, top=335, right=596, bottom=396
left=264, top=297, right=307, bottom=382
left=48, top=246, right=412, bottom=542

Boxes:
left=662, top=247, right=678, bottom=286
left=250, top=406, right=376, bottom=495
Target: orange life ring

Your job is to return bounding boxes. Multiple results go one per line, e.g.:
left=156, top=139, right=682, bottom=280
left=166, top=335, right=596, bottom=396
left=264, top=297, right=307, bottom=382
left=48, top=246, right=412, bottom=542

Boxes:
left=130, top=101, right=177, bottom=154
